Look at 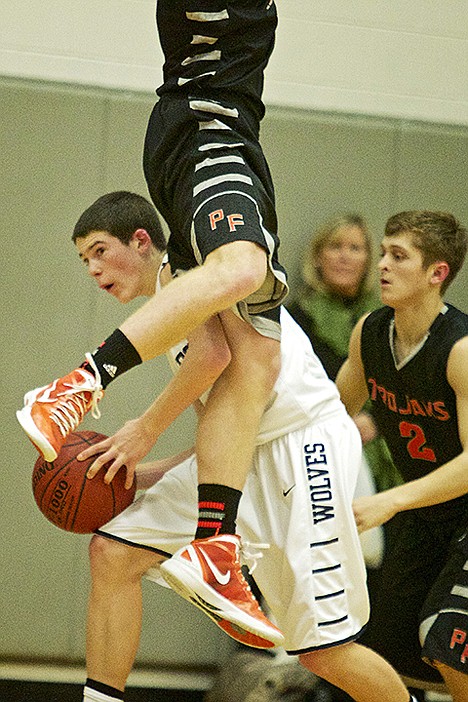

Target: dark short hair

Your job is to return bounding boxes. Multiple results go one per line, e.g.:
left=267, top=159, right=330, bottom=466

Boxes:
left=72, top=191, right=166, bottom=251
left=385, top=210, right=467, bottom=294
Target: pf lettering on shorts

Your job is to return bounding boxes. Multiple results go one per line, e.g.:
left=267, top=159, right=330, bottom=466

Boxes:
left=450, top=627, right=468, bottom=664
left=209, top=208, right=245, bottom=232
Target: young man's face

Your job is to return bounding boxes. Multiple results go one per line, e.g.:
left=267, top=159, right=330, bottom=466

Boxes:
left=75, top=231, right=151, bottom=303
left=378, top=231, right=436, bottom=308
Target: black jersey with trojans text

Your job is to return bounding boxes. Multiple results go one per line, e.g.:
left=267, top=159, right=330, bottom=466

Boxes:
left=360, top=303, right=468, bottom=522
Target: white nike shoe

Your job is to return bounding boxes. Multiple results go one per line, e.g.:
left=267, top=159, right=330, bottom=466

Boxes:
left=160, top=534, right=284, bottom=648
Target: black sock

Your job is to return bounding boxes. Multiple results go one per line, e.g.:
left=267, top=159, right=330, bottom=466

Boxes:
left=195, top=483, right=242, bottom=539
left=84, top=678, right=124, bottom=701
left=82, top=329, right=142, bottom=389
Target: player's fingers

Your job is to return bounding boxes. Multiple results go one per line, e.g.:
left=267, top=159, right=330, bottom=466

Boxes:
left=352, top=507, right=364, bottom=530
left=77, top=440, right=110, bottom=461
left=103, top=460, right=125, bottom=485
left=86, top=455, right=110, bottom=479
left=125, top=466, right=136, bottom=491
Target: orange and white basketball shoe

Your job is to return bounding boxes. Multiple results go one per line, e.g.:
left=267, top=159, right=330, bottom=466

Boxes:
left=160, top=534, right=284, bottom=648
left=16, top=353, right=103, bottom=462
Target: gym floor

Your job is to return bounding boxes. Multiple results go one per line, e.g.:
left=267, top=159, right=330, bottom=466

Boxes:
left=0, top=681, right=204, bottom=702
left=0, top=663, right=210, bottom=702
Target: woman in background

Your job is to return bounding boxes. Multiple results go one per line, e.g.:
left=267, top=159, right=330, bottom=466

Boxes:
left=289, top=214, right=376, bottom=381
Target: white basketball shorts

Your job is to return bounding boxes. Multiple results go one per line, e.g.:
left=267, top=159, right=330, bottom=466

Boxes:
left=99, top=412, right=369, bottom=653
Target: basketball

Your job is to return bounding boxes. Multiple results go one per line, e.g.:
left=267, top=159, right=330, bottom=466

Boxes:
left=32, top=430, right=136, bottom=533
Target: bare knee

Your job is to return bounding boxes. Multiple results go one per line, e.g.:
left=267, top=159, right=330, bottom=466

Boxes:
left=89, top=535, right=158, bottom=586
left=219, top=310, right=281, bottom=397
left=204, top=241, right=268, bottom=304
left=89, top=535, right=127, bottom=584
left=247, top=340, right=281, bottom=399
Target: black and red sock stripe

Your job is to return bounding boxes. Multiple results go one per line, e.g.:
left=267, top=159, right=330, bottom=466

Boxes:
left=198, top=500, right=226, bottom=533
left=195, top=484, right=242, bottom=539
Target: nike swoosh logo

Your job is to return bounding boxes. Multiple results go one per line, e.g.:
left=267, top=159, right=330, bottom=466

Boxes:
left=282, top=484, right=295, bottom=497
left=199, top=547, right=231, bottom=585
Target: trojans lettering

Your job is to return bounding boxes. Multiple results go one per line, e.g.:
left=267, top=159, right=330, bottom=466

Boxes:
left=367, top=377, right=449, bottom=421
left=304, top=443, right=335, bottom=524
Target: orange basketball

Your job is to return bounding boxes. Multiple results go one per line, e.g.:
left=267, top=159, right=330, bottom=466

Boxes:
left=32, top=431, right=135, bottom=533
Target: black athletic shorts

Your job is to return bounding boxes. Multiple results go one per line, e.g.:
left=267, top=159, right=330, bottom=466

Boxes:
left=360, top=509, right=468, bottom=682
left=420, top=521, right=468, bottom=674
left=143, top=94, right=288, bottom=317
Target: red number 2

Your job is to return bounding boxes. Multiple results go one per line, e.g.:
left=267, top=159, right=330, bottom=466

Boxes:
left=399, top=421, right=436, bottom=462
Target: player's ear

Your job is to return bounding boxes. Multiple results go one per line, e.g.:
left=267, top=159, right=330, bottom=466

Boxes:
left=131, top=228, right=152, bottom=252
left=430, top=261, right=450, bottom=286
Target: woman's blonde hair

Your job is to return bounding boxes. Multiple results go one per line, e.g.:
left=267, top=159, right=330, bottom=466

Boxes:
left=301, top=213, right=375, bottom=295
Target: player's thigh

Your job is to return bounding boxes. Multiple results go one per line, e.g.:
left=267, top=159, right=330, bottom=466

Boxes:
left=186, top=138, right=287, bottom=309
left=147, top=105, right=287, bottom=308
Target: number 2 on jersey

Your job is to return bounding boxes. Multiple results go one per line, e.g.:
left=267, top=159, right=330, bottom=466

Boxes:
left=399, top=421, right=436, bottom=462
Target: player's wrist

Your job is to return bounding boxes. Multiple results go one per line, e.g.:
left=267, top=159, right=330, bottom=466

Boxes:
left=387, top=485, right=412, bottom=514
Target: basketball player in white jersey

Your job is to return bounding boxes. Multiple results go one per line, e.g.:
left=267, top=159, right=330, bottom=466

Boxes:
left=17, top=0, right=288, bottom=649
left=71, top=192, right=415, bottom=702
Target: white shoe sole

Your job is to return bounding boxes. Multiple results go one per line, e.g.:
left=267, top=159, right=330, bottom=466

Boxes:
left=16, top=405, right=58, bottom=462
left=160, top=558, right=284, bottom=646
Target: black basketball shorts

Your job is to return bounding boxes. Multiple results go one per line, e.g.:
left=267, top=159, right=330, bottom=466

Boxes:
left=420, top=523, right=468, bottom=674
left=143, top=96, right=288, bottom=316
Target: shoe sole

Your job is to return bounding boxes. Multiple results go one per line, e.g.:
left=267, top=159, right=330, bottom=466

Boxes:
left=160, top=559, right=284, bottom=647
left=16, top=406, right=58, bottom=462
left=169, top=591, right=274, bottom=649
left=218, top=620, right=276, bottom=649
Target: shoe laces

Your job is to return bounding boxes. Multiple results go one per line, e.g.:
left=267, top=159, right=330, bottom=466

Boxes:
left=83, top=353, right=102, bottom=418
left=49, top=353, right=103, bottom=436
left=240, top=541, right=270, bottom=575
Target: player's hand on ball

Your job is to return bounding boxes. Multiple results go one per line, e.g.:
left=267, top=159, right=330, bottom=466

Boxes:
left=352, top=491, right=398, bottom=533
left=32, top=431, right=135, bottom=532
left=78, top=417, right=155, bottom=490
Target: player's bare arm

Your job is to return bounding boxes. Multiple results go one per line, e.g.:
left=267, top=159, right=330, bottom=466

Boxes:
left=81, top=314, right=230, bottom=487
left=135, top=446, right=195, bottom=491
left=335, top=314, right=371, bottom=417
left=353, top=335, right=468, bottom=533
